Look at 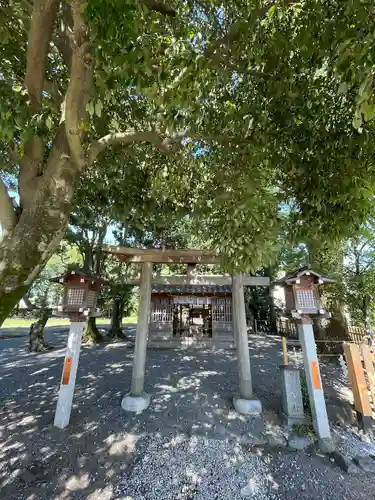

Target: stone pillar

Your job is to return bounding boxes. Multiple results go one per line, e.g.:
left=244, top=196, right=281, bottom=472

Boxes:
left=232, top=273, right=262, bottom=415
left=297, top=319, right=332, bottom=445
left=122, top=262, right=152, bottom=412
left=54, top=320, right=85, bottom=429
left=232, top=295, right=237, bottom=347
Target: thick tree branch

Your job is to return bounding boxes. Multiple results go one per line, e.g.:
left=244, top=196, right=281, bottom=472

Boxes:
left=43, top=122, right=71, bottom=177
left=18, top=136, right=45, bottom=209
left=21, top=0, right=58, bottom=208
left=25, top=0, right=59, bottom=110
left=53, top=34, right=73, bottom=69
left=65, top=0, right=93, bottom=170
left=0, top=178, right=17, bottom=236
left=88, top=131, right=170, bottom=164
left=88, top=129, right=256, bottom=164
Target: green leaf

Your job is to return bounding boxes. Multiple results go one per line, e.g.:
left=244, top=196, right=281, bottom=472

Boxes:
left=338, top=82, right=348, bottom=94
left=361, top=101, right=375, bottom=123
left=86, top=101, right=95, bottom=117
left=352, top=111, right=362, bottom=130
left=46, top=116, right=52, bottom=130
left=95, top=100, right=103, bottom=118
left=269, top=5, right=276, bottom=18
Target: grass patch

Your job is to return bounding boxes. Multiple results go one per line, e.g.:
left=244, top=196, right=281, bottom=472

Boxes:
left=1, top=316, right=137, bottom=329
left=123, top=316, right=137, bottom=324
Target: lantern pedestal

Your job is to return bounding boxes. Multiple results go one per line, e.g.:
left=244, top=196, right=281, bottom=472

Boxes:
left=121, top=393, right=151, bottom=412
left=297, top=319, right=332, bottom=441
left=54, top=321, right=85, bottom=429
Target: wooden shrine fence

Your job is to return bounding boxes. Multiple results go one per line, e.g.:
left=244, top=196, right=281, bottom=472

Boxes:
left=277, top=317, right=368, bottom=344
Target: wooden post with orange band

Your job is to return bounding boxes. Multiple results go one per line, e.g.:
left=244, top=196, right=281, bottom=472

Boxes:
left=343, top=343, right=372, bottom=431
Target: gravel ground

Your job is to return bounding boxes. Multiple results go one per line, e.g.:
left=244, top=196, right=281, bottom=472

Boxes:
left=1, top=329, right=375, bottom=499
left=113, top=434, right=375, bottom=500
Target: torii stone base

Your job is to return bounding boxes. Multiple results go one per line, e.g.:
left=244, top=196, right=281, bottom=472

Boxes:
left=121, top=393, right=151, bottom=412
left=233, top=396, right=262, bottom=415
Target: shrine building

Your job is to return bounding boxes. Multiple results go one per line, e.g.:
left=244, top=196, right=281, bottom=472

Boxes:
left=105, top=247, right=269, bottom=347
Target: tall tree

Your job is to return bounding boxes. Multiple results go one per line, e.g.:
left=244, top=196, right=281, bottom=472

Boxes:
left=0, top=0, right=198, bottom=322
left=1, top=0, right=375, bottom=325
left=343, top=229, right=375, bottom=327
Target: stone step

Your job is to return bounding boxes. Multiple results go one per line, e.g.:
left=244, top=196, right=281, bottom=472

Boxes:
left=148, top=339, right=235, bottom=349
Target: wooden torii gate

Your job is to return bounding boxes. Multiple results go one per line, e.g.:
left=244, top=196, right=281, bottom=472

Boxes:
left=105, top=246, right=269, bottom=415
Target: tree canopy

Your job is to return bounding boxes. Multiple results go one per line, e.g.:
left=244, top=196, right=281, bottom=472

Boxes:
left=0, top=0, right=375, bottom=322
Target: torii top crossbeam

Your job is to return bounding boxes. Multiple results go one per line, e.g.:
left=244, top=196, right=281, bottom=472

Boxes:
left=104, top=246, right=270, bottom=286
left=104, top=246, right=221, bottom=264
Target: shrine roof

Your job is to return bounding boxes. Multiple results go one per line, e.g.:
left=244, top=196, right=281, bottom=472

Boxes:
left=50, top=268, right=107, bottom=285
left=275, top=265, right=335, bottom=285
left=152, top=284, right=232, bottom=294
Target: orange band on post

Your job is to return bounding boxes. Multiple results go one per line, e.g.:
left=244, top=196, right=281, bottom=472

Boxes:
left=62, top=357, right=73, bottom=385
left=311, top=360, right=322, bottom=390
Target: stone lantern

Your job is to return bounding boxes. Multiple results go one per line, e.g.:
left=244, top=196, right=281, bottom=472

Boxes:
left=50, top=269, right=105, bottom=429
left=277, top=265, right=336, bottom=451
left=279, top=266, right=335, bottom=318
left=51, top=269, right=105, bottom=319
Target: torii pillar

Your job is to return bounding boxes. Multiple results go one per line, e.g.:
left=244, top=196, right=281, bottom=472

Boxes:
left=232, top=273, right=262, bottom=415
left=122, top=262, right=152, bottom=412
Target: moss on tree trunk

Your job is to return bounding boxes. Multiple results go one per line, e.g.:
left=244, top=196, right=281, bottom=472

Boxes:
left=83, top=316, right=103, bottom=344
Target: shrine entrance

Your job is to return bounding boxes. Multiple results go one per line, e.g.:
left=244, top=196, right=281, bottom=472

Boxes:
left=173, top=303, right=212, bottom=337
left=104, top=246, right=269, bottom=415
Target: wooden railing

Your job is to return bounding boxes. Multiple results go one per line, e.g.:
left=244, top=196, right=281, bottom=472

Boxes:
left=347, top=326, right=367, bottom=345
left=276, top=317, right=368, bottom=345
left=343, top=343, right=375, bottom=428
left=276, top=317, right=298, bottom=339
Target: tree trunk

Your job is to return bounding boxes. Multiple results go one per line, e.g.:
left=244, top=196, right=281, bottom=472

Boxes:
left=0, top=0, right=93, bottom=326
left=0, top=140, right=79, bottom=326
left=108, top=297, right=126, bottom=339
left=29, top=308, right=51, bottom=352
left=268, top=285, right=277, bottom=333
left=83, top=316, right=103, bottom=344
left=362, top=295, right=369, bottom=326
left=316, top=302, right=350, bottom=354
left=83, top=244, right=93, bottom=271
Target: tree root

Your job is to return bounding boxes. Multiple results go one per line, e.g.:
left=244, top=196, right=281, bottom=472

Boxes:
left=83, top=317, right=103, bottom=344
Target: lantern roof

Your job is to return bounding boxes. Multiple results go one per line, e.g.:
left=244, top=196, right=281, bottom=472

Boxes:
left=50, top=268, right=107, bottom=285
left=275, top=265, right=335, bottom=286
